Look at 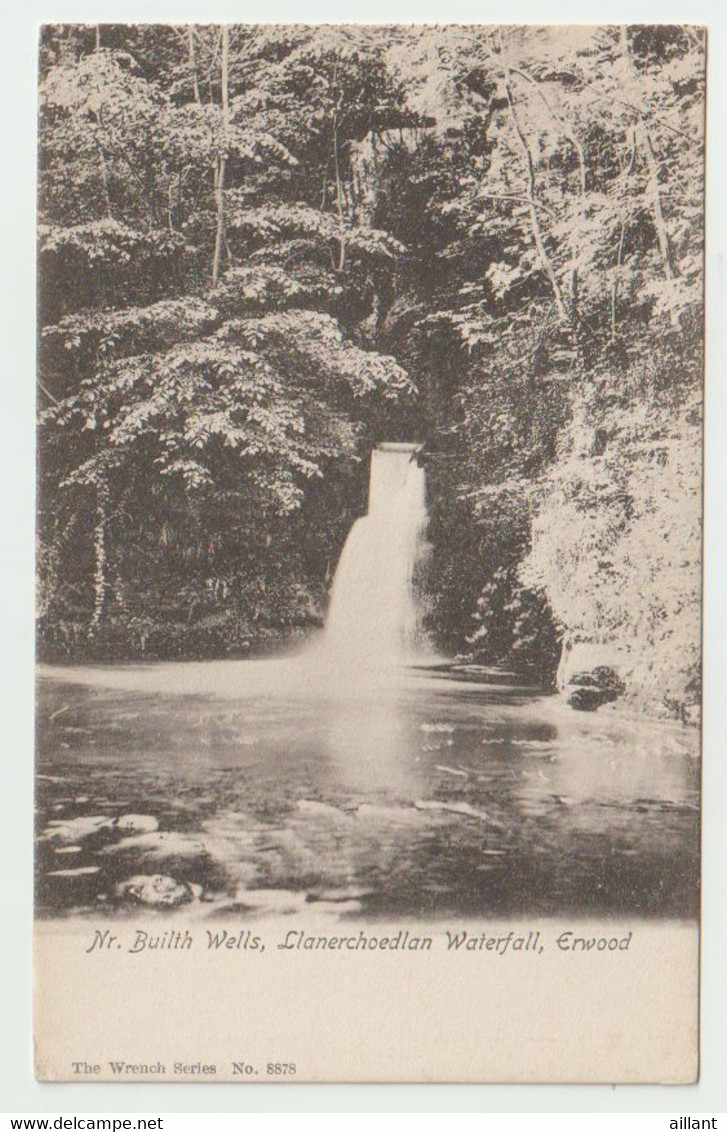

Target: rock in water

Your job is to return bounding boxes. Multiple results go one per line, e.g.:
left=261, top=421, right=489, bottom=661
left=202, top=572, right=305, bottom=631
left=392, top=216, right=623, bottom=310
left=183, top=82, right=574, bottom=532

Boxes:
left=115, top=814, right=159, bottom=834
left=570, top=666, right=624, bottom=692
left=115, top=874, right=196, bottom=907
left=41, top=815, right=115, bottom=844
left=565, top=666, right=625, bottom=712
left=566, top=687, right=608, bottom=711
left=46, top=866, right=101, bottom=878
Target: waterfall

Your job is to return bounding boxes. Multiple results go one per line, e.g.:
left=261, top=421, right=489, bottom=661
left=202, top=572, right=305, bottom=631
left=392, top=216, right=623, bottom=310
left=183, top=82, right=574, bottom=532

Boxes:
left=321, top=443, right=429, bottom=670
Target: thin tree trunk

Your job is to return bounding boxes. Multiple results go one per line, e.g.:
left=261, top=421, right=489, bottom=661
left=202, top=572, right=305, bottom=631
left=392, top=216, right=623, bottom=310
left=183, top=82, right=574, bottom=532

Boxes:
left=39, top=519, right=62, bottom=622
left=212, top=25, right=229, bottom=286
left=509, top=67, right=587, bottom=198
left=89, top=476, right=110, bottom=639
left=93, top=27, right=113, bottom=218
left=508, top=65, right=587, bottom=323
left=332, top=82, right=347, bottom=271
left=333, top=124, right=346, bottom=270
left=502, top=70, right=568, bottom=324
left=640, top=124, right=675, bottom=281
left=187, top=25, right=202, bottom=105
left=611, top=127, right=637, bottom=341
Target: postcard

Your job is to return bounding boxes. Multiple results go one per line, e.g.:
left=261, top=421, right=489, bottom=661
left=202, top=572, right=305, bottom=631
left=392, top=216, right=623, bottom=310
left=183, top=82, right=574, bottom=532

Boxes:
left=35, top=23, right=703, bottom=1083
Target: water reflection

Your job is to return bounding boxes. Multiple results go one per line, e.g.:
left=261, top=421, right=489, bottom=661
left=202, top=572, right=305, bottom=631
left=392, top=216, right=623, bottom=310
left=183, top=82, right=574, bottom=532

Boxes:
left=321, top=692, right=422, bottom=795
left=35, top=661, right=699, bottom=921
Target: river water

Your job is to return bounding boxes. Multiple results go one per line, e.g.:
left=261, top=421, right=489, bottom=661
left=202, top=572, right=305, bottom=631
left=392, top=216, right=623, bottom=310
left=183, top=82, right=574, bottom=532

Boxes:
left=36, top=659, right=699, bottom=921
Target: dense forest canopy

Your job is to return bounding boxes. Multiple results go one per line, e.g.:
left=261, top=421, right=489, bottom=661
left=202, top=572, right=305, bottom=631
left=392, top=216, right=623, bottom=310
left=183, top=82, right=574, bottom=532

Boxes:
left=37, top=24, right=704, bottom=719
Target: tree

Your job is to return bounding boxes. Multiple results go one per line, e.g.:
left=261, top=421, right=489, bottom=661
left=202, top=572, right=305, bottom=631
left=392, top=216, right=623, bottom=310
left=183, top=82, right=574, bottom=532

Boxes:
left=38, top=24, right=415, bottom=656
left=38, top=25, right=705, bottom=718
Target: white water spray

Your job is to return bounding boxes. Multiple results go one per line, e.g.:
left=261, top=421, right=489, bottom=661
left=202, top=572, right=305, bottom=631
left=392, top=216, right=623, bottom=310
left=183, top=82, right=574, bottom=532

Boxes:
left=321, top=443, right=429, bottom=670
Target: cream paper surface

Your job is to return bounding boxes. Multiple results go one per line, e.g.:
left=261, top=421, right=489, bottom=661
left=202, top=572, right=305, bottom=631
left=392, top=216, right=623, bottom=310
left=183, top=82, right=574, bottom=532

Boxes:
left=35, top=918, right=698, bottom=1084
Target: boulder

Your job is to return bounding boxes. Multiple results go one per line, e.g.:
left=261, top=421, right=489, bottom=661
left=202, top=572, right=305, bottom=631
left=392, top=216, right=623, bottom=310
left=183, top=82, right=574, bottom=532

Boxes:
left=569, top=666, right=625, bottom=694
left=115, top=874, right=197, bottom=907
left=562, top=659, right=625, bottom=712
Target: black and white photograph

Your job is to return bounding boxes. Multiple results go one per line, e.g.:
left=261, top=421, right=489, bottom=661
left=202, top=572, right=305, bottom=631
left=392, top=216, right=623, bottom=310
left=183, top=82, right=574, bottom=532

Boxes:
left=33, top=21, right=705, bottom=1084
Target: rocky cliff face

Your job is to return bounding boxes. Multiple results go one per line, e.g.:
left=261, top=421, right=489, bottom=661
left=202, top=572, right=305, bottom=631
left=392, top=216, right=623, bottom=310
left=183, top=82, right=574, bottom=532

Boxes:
left=524, top=397, right=702, bottom=724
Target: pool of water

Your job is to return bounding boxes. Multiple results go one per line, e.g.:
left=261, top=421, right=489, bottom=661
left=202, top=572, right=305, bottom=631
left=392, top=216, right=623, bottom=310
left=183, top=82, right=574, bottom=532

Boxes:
left=35, top=658, right=700, bottom=921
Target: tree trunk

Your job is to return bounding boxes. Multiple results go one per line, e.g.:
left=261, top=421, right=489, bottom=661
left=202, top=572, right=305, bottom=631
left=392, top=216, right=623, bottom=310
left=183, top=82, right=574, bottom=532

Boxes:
left=507, top=65, right=587, bottom=327
left=187, top=25, right=202, bottom=105
left=611, top=128, right=637, bottom=341
left=93, top=28, right=113, bottom=218
left=332, top=79, right=347, bottom=271
left=89, top=476, right=110, bottom=639
left=640, top=124, right=675, bottom=281
left=212, top=25, right=229, bottom=286
left=502, top=70, right=568, bottom=325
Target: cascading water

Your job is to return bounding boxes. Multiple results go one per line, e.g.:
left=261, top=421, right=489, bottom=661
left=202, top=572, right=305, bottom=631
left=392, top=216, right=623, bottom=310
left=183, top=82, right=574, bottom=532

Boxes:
left=321, top=443, right=429, bottom=671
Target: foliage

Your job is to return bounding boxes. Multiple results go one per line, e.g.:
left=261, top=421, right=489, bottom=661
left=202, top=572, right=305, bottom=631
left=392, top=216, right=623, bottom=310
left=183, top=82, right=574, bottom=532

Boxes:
left=382, top=25, right=703, bottom=707
left=521, top=387, right=702, bottom=709
left=38, top=24, right=416, bottom=656
left=38, top=24, right=704, bottom=718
